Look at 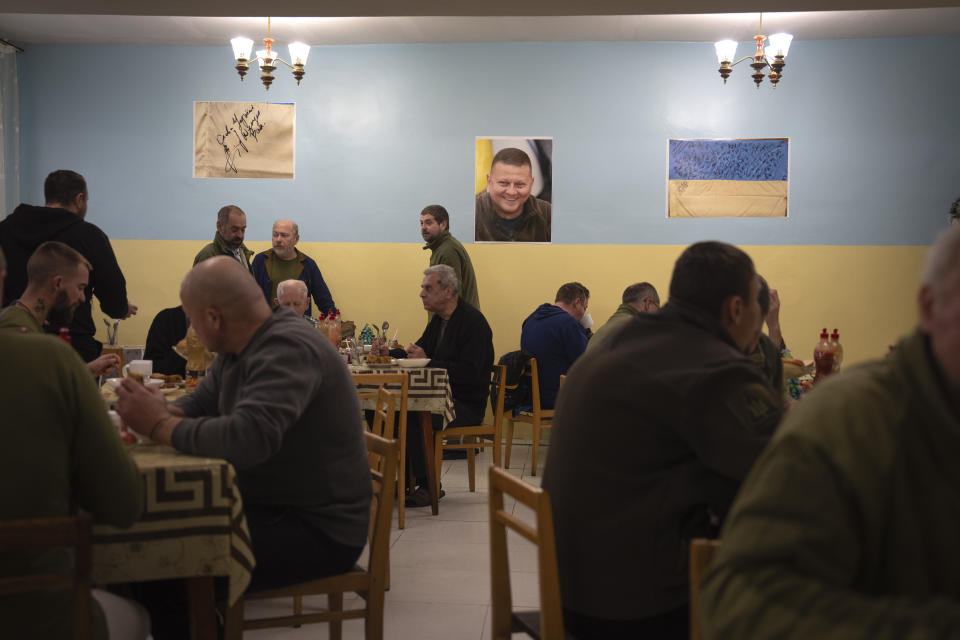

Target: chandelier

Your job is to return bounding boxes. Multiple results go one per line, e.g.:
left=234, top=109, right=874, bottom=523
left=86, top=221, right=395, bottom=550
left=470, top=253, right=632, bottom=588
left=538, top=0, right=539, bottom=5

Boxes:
left=230, top=18, right=310, bottom=90
left=714, top=14, right=793, bottom=88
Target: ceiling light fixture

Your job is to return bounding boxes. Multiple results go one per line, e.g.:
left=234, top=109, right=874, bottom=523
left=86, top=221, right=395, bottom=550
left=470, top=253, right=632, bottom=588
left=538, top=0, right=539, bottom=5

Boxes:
left=230, top=17, right=309, bottom=90
left=715, top=14, right=793, bottom=88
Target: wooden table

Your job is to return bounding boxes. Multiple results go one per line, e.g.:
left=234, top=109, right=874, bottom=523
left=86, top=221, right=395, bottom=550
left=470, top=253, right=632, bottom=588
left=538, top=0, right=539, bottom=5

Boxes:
left=91, top=444, right=255, bottom=640
left=351, top=364, right=455, bottom=515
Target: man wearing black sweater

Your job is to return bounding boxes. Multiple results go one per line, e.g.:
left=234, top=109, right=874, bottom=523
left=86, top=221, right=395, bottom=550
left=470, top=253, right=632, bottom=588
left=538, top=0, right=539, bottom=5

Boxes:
left=404, top=264, right=494, bottom=506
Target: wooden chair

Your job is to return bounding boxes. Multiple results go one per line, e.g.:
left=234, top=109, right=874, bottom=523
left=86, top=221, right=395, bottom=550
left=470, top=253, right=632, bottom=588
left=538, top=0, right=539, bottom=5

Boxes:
left=489, top=466, right=564, bottom=640
left=689, top=538, right=722, bottom=640
left=504, top=358, right=554, bottom=476
left=352, top=372, right=410, bottom=529
left=434, top=364, right=507, bottom=493
left=0, top=514, right=93, bottom=640
left=226, top=432, right=398, bottom=640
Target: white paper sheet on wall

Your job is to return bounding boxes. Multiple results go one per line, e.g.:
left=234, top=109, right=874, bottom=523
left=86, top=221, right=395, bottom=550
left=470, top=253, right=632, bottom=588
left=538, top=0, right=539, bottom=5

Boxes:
left=193, top=101, right=295, bottom=179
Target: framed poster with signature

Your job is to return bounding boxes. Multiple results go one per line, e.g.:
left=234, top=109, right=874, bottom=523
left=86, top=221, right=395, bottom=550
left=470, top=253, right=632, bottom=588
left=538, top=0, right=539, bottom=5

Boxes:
left=193, top=101, right=295, bottom=179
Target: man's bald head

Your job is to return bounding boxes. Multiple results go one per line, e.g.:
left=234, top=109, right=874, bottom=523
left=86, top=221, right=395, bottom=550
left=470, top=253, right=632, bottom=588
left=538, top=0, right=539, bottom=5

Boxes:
left=180, top=257, right=272, bottom=353
left=181, top=257, right=265, bottom=316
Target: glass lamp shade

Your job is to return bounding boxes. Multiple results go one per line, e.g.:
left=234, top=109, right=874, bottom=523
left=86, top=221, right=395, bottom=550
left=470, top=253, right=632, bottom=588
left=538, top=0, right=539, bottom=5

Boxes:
left=288, top=42, right=310, bottom=65
left=256, top=50, right=274, bottom=67
left=714, top=39, right=738, bottom=63
left=230, top=37, right=254, bottom=61
left=767, top=33, right=793, bottom=57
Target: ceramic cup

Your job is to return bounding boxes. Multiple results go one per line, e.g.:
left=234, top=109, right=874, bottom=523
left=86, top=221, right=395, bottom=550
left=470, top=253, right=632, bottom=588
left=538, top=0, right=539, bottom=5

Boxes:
left=123, top=359, right=153, bottom=379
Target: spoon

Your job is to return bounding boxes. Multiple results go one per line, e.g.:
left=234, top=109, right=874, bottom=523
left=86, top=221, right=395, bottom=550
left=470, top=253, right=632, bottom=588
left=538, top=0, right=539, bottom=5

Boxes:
left=381, top=321, right=389, bottom=337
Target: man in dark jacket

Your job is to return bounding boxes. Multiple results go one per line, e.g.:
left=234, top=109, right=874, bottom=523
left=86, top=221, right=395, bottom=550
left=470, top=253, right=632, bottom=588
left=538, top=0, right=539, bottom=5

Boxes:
left=144, top=305, right=188, bottom=377
left=0, top=170, right=135, bottom=361
left=542, top=241, right=782, bottom=640
left=403, top=264, right=494, bottom=506
left=520, top=282, right=590, bottom=410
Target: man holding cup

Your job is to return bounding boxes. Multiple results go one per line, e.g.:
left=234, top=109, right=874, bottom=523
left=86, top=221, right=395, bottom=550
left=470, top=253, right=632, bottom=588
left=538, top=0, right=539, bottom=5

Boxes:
left=113, top=257, right=370, bottom=639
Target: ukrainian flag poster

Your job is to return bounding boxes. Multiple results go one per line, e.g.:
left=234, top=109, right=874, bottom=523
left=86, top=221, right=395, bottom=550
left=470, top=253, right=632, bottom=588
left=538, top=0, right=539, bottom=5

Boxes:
left=667, top=138, right=788, bottom=218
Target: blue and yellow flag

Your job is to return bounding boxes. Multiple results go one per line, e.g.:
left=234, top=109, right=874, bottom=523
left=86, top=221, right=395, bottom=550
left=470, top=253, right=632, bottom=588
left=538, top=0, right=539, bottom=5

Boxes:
left=668, top=139, right=788, bottom=217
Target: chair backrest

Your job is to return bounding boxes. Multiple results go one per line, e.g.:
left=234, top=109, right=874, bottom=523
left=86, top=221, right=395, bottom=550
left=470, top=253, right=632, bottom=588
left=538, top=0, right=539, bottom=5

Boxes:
left=369, top=386, right=397, bottom=440
left=352, top=372, right=408, bottom=422
left=489, top=364, right=507, bottom=429
left=523, top=357, right=545, bottom=415
left=689, top=538, right=722, bottom=640
left=363, top=432, right=399, bottom=582
left=0, top=514, right=93, bottom=640
left=488, top=466, right=563, bottom=640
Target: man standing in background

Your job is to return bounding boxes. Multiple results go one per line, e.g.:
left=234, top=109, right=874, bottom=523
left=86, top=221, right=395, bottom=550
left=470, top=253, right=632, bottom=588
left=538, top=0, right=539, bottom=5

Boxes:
left=194, top=204, right=253, bottom=271
left=420, top=205, right=480, bottom=310
left=252, top=219, right=335, bottom=316
left=0, top=169, right=136, bottom=362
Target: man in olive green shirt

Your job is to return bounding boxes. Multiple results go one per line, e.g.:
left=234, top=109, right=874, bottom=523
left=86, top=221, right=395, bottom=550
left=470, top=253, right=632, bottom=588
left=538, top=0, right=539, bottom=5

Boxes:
left=421, top=205, right=480, bottom=310
left=193, top=204, right=253, bottom=271
left=701, top=225, right=960, bottom=638
left=586, top=281, right=659, bottom=352
left=0, top=246, right=144, bottom=640
left=0, top=241, right=119, bottom=377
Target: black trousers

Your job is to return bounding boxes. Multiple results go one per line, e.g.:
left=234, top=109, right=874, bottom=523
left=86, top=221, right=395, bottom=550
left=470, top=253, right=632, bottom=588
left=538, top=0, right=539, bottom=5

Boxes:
left=128, top=505, right=364, bottom=640
left=562, top=604, right=689, bottom=640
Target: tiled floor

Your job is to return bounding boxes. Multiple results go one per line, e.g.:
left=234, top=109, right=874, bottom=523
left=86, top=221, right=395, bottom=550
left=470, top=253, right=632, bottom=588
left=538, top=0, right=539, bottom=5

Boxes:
left=244, top=443, right=547, bottom=639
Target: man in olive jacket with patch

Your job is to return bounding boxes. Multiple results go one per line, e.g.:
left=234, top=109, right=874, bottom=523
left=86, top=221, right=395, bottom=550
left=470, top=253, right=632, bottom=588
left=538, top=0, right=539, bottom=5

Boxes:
left=193, top=204, right=253, bottom=271
left=700, top=225, right=960, bottom=638
left=542, top=241, right=782, bottom=639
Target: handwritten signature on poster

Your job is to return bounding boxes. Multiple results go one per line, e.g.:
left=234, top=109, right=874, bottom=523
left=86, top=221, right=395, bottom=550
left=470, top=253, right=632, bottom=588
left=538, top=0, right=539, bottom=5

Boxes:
left=216, top=105, right=266, bottom=174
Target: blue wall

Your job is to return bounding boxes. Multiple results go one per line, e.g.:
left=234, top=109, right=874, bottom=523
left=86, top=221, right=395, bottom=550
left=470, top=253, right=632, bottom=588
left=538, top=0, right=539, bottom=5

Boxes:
left=15, top=37, right=960, bottom=245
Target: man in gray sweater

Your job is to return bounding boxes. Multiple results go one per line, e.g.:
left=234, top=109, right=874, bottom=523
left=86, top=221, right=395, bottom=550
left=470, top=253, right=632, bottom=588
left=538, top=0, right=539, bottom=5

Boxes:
left=117, top=257, right=370, bottom=638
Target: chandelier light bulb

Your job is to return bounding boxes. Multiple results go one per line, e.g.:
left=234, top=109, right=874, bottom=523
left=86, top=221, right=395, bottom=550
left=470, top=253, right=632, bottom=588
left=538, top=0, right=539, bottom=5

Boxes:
left=230, top=37, right=254, bottom=61
left=767, top=33, right=794, bottom=58
left=288, top=42, right=310, bottom=66
left=714, top=39, right=738, bottom=63
left=256, top=50, right=272, bottom=67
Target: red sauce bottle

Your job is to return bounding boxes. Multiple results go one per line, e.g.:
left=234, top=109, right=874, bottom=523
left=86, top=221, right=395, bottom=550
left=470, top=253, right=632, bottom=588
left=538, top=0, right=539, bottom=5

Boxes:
left=813, top=328, right=835, bottom=382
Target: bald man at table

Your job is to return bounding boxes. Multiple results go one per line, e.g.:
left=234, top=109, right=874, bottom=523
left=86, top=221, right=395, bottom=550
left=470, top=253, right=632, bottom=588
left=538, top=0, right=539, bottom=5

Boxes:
left=116, top=257, right=370, bottom=639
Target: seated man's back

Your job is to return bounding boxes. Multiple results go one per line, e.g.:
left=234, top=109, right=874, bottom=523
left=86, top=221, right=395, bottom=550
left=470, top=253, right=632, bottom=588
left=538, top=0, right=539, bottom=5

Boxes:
left=520, top=282, right=590, bottom=410
left=170, top=308, right=372, bottom=573
left=0, top=330, right=143, bottom=639
left=542, top=243, right=781, bottom=639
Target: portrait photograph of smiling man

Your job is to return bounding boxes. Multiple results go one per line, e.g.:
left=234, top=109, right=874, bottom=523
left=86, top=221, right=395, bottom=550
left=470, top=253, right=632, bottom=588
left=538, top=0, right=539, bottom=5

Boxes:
left=475, top=138, right=552, bottom=243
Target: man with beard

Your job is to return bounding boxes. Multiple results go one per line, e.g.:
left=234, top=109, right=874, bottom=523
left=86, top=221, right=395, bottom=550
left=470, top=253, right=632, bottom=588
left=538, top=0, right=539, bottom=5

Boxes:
left=194, top=204, right=253, bottom=271
left=0, top=169, right=136, bottom=361
left=0, top=241, right=119, bottom=377
left=420, top=205, right=479, bottom=311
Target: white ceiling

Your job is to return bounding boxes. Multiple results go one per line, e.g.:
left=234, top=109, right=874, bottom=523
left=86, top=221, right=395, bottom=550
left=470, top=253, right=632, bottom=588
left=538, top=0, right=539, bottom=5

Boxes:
left=2, top=9, right=960, bottom=47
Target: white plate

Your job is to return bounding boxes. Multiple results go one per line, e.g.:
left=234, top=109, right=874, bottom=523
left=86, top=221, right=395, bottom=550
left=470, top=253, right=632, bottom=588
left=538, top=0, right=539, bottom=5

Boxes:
left=397, top=358, right=430, bottom=368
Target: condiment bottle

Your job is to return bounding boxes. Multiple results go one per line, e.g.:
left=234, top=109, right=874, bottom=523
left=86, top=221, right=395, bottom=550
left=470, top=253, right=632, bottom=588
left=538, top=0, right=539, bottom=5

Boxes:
left=813, top=328, right=835, bottom=382
left=326, top=311, right=340, bottom=346
left=829, top=329, right=844, bottom=373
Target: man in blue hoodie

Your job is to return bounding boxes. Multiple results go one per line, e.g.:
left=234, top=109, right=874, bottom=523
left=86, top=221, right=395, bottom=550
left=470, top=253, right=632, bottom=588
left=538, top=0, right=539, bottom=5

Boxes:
left=520, top=282, right=590, bottom=410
